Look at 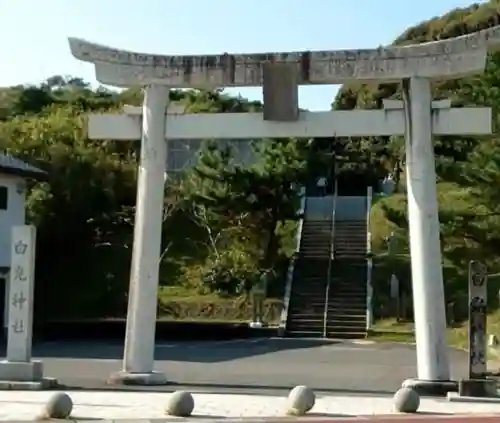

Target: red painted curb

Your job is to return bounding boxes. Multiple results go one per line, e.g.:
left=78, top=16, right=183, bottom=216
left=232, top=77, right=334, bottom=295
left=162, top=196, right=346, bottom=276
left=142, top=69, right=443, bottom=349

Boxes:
left=285, top=415, right=500, bottom=422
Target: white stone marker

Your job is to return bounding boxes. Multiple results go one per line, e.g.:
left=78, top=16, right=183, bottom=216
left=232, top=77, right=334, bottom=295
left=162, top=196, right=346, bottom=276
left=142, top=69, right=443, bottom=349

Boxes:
left=7, top=225, right=36, bottom=362
left=0, top=225, right=54, bottom=388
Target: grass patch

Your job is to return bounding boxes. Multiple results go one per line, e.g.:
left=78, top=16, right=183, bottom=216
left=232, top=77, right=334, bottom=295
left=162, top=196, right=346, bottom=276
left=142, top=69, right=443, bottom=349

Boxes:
left=157, top=286, right=283, bottom=325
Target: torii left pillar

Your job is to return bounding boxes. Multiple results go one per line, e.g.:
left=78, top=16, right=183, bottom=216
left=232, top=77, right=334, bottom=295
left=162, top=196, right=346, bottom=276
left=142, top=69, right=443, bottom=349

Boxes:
left=111, top=84, right=169, bottom=385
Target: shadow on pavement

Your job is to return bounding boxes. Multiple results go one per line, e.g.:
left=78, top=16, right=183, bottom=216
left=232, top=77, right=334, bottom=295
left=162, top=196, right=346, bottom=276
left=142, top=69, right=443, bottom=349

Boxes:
left=27, top=338, right=339, bottom=363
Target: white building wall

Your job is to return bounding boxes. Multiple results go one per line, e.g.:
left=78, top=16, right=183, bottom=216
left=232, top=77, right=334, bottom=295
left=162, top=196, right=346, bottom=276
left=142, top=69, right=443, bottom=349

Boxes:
left=0, top=174, right=27, bottom=330
left=0, top=174, right=26, bottom=268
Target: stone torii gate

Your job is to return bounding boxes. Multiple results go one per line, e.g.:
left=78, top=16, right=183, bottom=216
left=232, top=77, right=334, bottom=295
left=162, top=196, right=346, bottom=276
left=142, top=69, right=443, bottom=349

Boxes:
left=68, top=25, right=500, bottom=392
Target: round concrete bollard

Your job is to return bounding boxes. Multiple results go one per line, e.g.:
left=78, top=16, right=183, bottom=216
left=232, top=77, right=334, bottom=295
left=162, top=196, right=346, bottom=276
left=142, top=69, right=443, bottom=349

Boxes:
left=44, top=392, right=73, bottom=419
left=286, top=385, right=315, bottom=416
left=165, top=391, right=195, bottom=417
left=393, top=387, right=420, bottom=413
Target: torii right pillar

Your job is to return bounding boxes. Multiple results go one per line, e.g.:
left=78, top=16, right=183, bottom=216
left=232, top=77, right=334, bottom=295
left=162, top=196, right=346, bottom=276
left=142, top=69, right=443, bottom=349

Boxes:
left=401, top=77, right=457, bottom=395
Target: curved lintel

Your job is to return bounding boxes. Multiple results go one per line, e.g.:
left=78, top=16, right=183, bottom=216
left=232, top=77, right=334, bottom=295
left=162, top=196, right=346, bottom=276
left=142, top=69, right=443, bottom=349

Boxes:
left=68, top=25, right=500, bottom=88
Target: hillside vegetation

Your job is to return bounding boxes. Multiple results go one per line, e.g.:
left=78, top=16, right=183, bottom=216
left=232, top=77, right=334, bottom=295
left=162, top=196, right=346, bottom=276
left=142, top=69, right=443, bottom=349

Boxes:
left=2, top=1, right=500, bottom=335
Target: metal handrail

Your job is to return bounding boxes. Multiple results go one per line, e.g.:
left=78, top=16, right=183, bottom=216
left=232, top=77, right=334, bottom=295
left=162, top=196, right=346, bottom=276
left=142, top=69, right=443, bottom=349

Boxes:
left=323, top=179, right=338, bottom=338
left=365, top=186, right=374, bottom=331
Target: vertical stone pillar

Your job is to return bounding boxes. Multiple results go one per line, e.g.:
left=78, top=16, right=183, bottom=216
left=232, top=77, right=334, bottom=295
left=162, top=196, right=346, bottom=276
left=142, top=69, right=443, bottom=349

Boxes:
left=112, top=84, right=169, bottom=385
left=401, top=77, right=455, bottom=395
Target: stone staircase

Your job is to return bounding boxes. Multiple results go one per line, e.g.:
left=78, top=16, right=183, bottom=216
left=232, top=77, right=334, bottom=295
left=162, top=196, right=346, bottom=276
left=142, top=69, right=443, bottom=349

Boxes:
left=285, top=219, right=332, bottom=337
left=299, top=220, right=332, bottom=259
left=326, top=260, right=367, bottom=338
left=333, top=220, right=367, bottom=259
left=326, top=219, right=368, bottom=338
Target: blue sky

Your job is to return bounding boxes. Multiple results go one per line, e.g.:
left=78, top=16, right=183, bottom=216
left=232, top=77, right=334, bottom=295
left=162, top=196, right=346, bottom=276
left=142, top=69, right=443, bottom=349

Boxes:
left=0, top=0, right=486, bottom=110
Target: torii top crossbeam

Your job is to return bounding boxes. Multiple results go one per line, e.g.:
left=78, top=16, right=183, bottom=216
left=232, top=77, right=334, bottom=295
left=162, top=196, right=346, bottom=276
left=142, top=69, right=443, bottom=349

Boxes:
left=69, top=25, right=500, bottom=88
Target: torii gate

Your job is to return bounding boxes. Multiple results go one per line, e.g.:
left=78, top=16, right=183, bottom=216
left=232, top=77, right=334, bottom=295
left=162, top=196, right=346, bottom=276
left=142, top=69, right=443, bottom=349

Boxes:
left=68, top=25, right=500, bottom=393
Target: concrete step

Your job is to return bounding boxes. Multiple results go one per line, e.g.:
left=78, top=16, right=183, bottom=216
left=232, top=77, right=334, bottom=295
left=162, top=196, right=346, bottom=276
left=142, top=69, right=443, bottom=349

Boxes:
left=301, top=247, right=331, bottom=252
left=288, top=319, right=324, bottom=327
left=329, top=299, right=365, bottom=305
left=327, top=320, right=366, bottom=329
left=334, top=249, right=365, bottom=253
left=288, top=326, right=324, bottom=333
left=329, top=295, right=365, bottom=302
left=327, top=314, right=366, bottom=322
left=332, top=284, right=366, bottom=290
left=290, top=310, right=325, bottom=316
left=330, top=290, right=365, bottom=297
left=292, top=292, right=326, bottom=298
left=293, top=276, right=328, bottom=282
left=288, top=320, right=324, bottom=327
left=291, top=294, right=326, bottom=300
left=290, top=307, right=324, bottom=314
left=326, top=306, right=366, bottom=315
left=330, top=287, right=366, bottom=294
left=303, top=222, right=333, bottom=227
left=334, top=247, right=366, bottom=252
left=329, top=295, right=366, bottom=302
left=290, top=298, right=324, bottom=305
left=288, top=321, right=324, bottom=328
left=327, top=309, right=366, bottom=316
left=335, top=244, right=365, bottom=247
left=292, top=287, right=326, bottom=293
left=292, top=289, right=326, bottom=294
left=293, top=276, right=328, bottom=281
left=291, top=294, right=325, bottom=299
left=334, top=222, right=366, bottom=228
left=334, top=246, right=366, bottom=251
left=301, top=246, right=331, bottom=252
left=290, top=316, right=324, bottom=322
left=301, top=252, right=331, bottom=257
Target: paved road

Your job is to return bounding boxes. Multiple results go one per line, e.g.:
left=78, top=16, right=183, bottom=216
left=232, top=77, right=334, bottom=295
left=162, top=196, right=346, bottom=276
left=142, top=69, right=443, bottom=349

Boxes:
left=10, top=338, right=469, bottom=395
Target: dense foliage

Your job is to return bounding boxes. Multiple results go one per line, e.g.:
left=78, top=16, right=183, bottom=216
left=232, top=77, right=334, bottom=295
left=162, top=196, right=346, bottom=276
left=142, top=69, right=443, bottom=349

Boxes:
left=0, top=77, right=342, bottom=320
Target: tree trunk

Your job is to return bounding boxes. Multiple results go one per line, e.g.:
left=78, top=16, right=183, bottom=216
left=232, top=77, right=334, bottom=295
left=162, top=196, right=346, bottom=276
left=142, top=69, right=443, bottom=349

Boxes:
left=262, top=213, right=279, bottom=269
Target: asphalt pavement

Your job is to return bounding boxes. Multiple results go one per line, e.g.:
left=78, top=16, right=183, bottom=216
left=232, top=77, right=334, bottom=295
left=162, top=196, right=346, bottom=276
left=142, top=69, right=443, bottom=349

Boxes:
left=4, top=337, right=470, bottom=395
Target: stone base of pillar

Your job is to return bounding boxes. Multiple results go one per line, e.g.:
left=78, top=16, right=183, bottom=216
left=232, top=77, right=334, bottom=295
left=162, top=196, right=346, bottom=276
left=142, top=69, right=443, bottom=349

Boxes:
left=402, top=378, right=458, bottom=396
left=457, top=378, right=497, bottom=397
left=0, top=360, right=58, bottom=389
left=109, top=370, right=168, bottom=386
